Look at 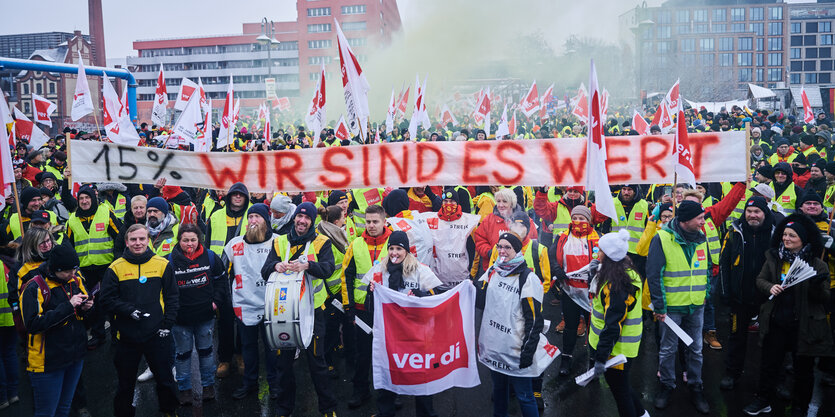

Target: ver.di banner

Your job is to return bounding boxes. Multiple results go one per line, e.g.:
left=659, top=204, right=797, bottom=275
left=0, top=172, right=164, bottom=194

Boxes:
left=69, top=132, right=747, bottom=193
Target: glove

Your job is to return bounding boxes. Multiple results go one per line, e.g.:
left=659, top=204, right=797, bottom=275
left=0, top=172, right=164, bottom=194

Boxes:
left=593, top=361, right=606, bottom=377
left=130, top=310, right=143, bottom=321
left=553, top=264, right=568, bottom=283
left=157, top=329, right=171, bottom=338
left=588, top=259, right=600, bottom=278
left=824, top=234, right=834, bottom=250
left=519, top=355, right=533, bottom=369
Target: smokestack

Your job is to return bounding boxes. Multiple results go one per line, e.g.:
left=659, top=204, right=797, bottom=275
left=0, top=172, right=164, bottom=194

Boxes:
left=88, top=0, right=106, bottom=67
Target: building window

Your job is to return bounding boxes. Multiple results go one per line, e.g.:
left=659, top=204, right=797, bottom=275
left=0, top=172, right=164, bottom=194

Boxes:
left=731, top=8, right=745, bottom=21
left=738, top=68, right=752, bottom=82
left=676, top=10, right=689, bottom=23
left=768, top=68, right=782, bottom=81
left=808, top=22, right=819, bottom=33
left=805, top=35, right=817, bottom=46
left=757, top=38, right=764, bottom=51
left=822, top=60, right=833, bottom=71
left=791, top=23, right=802, bottom=34
left=738, top=53, right=752, bottom=66
left=341, top=5, right=366, bottom=15
left=769, top=7, right=782, bottom=20
left=24, top=102, right=30, bottom=114
left=48, top=82, right=55, bottom=94
left=657, top=26, right=671, bottom=39
left=712, top=24, right=725, bottom=33
left=309, top=71, right=331, bottom=81
left=720, top=37, right=733, bottom=51
left=308, top=56, right=332, bottom=65
left=657, top=41, right=672, bottom=54
left=307, top=23, right=332, bottom=33
left=756, top=53, right=764, bottom=66
left=307, top=7, right=331, bottom=16
left=756, top=68, right=764, bottom=82
left=35, top=83, right=42, bottom=95
left=719, top=53, right=733, bottom=67
left=701, top=53, right=714, bottom=66
left=791, top=61, right=803, bottom=72
left=341, top=21, right=366, bottom=31
left=738, top=37, right=753, bottom=51
left=822, top=22, right=832, bottom=33
left=751, top=7, right=764, bottom=21
left=730, top=23, right=745, bottom=33
left=749, top=23, right=764, bottom=36
left=695, top=24, right=709, bottom=33
left=821, top=73, right=831, bottom=84
left=713, top=9, right=726, bottom=22
left=347, top=37, right=367, bottom=47
left=805, top=73, right=818, bottom=84
left=658, top=11, right=671, bottom=24
left=768, top=53, right=782, bottom=66
left=805, top=60, right=817, bottom=71
left=308, top=39, right=332, bottom=49
left=791, top=47, right=802, bottom=59
left=821, top=47, right=832, bottom=58
left=822, top=35, right=833, bottom=45
left=807, top=48, right=819, bottom=58
left=768, top=37, right=782, bottom=51
left=679, top=25, right=692, bottom=35
left=769, top=22, right=783, bottom=36
left=699, top=38, right=714, bottom=51
left=790, top=73, right=801, bottom=84
left=680, top=39, right=694, bottom=52
left=792, top=36, right=803, bottom=46
left=694, top=9, right=707, bottom=22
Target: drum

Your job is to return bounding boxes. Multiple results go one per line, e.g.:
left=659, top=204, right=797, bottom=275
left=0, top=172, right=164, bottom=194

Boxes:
left=264, top=270, right=314, bottom=350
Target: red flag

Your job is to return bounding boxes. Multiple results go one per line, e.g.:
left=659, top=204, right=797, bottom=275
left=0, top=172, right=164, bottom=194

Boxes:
left=674, top=99, right=697, bottom=187
left=650, top=105, right=663, bottom=127
left=217, top=80, right=235, bottom=147
left=571, top=84, right=588, bottom=121
left=474, top=87, right=491, bottom=137
left=306, top=64, right=327, bottom=144
left=335, top=19, right=370, bottom=138
left=335, top=115, right=350, bottom=140
left=508, top=111, right=517, bottom=138
left=396, top=86, right=410, bottom=117
left=175, top=78, right=198, bottom=111
left=32, top=94, right=56, bottom=127
left=801, top=87, right=815, bottom=124
left=151, top=63, right=168, bottom=126
left=520, top=81, right=540, bottom=118
left=665, top=81, right=680, bottom=115
left=586, top=61, right=616, bottom=220
left=441, top=104, right=458, bottom=126
left=13, top=107, right=49, bottom=148
left=632, top=110, right=649, bottom=135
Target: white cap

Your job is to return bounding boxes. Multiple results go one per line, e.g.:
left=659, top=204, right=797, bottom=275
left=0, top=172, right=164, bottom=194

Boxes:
left=753, top=183, right=775, bottom=202
left=598, top=229, right=630, bottom=262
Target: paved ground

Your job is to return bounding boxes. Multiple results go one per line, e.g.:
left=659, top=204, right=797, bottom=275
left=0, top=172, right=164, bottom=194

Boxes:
left=4, top=291, right=835, bottom=417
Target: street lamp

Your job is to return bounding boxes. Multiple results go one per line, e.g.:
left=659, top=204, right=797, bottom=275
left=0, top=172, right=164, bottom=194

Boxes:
left=260, top=17, right=280, bottom=77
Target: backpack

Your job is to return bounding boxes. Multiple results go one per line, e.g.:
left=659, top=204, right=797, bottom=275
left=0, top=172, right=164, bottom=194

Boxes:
left=23, top=274, right=81, bottom=329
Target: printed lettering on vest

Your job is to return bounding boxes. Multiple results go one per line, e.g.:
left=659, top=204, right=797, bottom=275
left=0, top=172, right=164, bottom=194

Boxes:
left=364, top=189, right=381, bottom=205
left=696, top=249, right=707, bottom=262
left=95, top=223, right=105, bottom=232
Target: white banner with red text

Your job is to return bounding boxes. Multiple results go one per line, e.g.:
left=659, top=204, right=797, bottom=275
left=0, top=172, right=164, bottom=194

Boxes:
left=69, top=131, right=747, bottom=193
left=372, top=281, right=480, bottom=396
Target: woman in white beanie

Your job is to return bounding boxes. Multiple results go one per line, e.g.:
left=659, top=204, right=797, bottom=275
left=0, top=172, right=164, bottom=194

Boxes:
left=588, top=229, right=647, bottom=417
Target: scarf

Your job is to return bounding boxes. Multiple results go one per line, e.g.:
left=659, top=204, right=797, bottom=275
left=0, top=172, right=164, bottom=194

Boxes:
left=386, top=260, right=405, bottom=291
left=317, top=220, right=349, bottom=253
left=288, top=223, right=316, bottom=246
left=777, top=243, right=811, bottom=264
left=493, top=252, right=526, bottom=277
left=439, top=203, right=462, bottom=221
left=148, top=212, right=176, bottom=238
left=270, top=203, right=296, bottom=231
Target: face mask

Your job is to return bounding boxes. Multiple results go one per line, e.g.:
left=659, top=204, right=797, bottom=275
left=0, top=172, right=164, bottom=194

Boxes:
left=441, top=202, right=458, bottom=216
left=570, top=219, right=591, bottom=236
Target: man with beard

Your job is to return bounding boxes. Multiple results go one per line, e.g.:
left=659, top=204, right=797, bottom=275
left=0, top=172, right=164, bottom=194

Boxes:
left=260, top=202, right=337, bottom=417
left=205, top=182, right=251, bottom=377
left=611, top=184, right=650, bottom=275
left=65, top=184, right=123, bottom=349
left=223, top=204, right=278, bottom=400
left=146, top=197, right=179, bottom=258
left=719, top=197, right=774, bottom=391
left=771, top=162, right=799, bottom=214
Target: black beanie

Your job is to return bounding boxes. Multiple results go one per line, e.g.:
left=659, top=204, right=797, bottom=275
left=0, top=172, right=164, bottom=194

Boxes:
left=676, top=200, right=704, bottom=222
left=801, top=134, right=817, bottom=146
left=785, top=220, right=809, bottom=244
left=745, top=196, right=770, bottom=214
left=796, top=191, right=823, bottom=209
left=794, top=152, right=807, bottom=165
left=388, top=230, right=410, bottom=251
left=19, top=187, right=40, bottom=209
left=327, top=190, right=348, bottom=206
left=49, top=245, right=80, bottom=273
left=827, top=161, right=835, bottom=176
left=441, top=187, right=459, bottom=204
left=382, top=189, right=410, bottom=217
left=498, top=232, right=523, bottom=253
left=756, top=165, right=774, bottom=180
left=247, top=203, right=271, bottom=225
left=813, top=159, right=826, bottom=172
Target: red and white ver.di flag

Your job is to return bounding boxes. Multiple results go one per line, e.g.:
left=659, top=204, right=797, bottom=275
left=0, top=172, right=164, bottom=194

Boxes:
left=585, top=60, right=617, bottom=220
left=519, top=80, right=540, bottom=118
left=801, top=86, right=815, bottom=124
left=495, top=104, right=510, bottom=138
left=32, top=94, right=56, bottom=127
left=440, top=103, right=458, bottom=127
left=151, top=63, right=169, bottom=127
left=385, top=89, right=396, bottom=135
left=306, top=64, right=327, bottom=144
left=13, top=107, right=50, bottom=149
left=0, top=91, right=14, bottom=211
left=217, top=80, right=235, bottom=148
left=102, top=72, right=141, bottom=146
left=372, top=281, right=480, bottom=396
left=335, top=18, right=370, bottom=139
left=71, top=51, right=95, bottom=121
left=571, top=83, right=589, bottom=121
left=174, top=78, right=199, bottom=111
left=335, top=115, right=350, bottom=141
left=474, top=87, right=491, bottom=137
left=673, top=92, right=697, bottom=188
left=631, top=110, right=649, bottom=135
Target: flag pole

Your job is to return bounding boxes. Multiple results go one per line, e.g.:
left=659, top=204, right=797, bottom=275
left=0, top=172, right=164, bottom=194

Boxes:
left=12, top=181, right=24, bottom=239
left=356, top=116, right=365, bottom=144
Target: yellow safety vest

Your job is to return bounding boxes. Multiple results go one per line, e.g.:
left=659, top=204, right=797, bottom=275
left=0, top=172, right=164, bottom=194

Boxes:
left=10, top=212, right=58, bottom=240
left=612, top=199, right=648, bottom=254
left=208, top=205, right=250, bottom=255
left=657, top=229, right=708, bottom=308
left=66, top=205, right=114, bottom=267
left=771, top=182, right=797, bottom=214
left=275, top=234, right=330, bottom=308
left=350, top=237, right=388, bottom=306
left=351, top=188, right=383, bottom=235
left=704, top=217, right=721, bottom=265
left=102, top=193, right=128, bottom=220
left=589, top=269, right=643, bottom=358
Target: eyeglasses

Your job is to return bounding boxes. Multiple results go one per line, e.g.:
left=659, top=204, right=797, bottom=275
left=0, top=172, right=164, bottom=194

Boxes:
left=496, top=244, right=513, bottom=251
left=38, top=240, right=52, bottom=247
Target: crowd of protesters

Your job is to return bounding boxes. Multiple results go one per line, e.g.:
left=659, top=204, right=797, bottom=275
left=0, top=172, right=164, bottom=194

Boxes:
left=0, top=100, right=834, bottom=417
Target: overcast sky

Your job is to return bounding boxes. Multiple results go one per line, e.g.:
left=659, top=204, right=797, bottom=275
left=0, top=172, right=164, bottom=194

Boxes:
left=0, top=0, right=668, bottom=65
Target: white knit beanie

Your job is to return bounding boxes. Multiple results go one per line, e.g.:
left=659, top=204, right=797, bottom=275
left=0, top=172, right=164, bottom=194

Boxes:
left=598, top=229, right=630, bottom=262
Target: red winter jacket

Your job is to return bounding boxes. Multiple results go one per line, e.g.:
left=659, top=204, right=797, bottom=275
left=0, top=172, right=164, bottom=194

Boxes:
left=473, top=212, right=539, bottom=259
